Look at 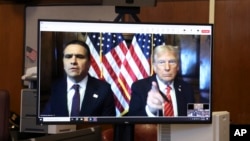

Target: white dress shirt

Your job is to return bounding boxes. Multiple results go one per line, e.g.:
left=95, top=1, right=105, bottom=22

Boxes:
left=66, top=76, right=88, bottom=116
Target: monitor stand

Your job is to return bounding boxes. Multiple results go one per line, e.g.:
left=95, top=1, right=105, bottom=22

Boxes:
left=113, top=6, right=141, bottom=23
left=113, top=124, right=134, bottom=141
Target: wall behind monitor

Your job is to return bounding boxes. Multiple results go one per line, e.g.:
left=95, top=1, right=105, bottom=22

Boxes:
left=24, top=5, right=117, bottom=74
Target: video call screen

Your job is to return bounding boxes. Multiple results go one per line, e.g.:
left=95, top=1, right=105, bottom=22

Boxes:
left=37, top=20, right=213, bottom=124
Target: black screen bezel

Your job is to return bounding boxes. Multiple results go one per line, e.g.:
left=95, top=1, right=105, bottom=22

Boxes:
left=36, top=19, right=213, bottom=125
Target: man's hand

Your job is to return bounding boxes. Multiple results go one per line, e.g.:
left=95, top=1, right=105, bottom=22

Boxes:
left=146, top=81, right=164, bottom=114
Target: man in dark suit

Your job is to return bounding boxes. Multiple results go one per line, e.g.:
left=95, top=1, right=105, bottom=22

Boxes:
left=42, top=40, right=115, bottom=117
left=127, top=45, right=195, bottom=117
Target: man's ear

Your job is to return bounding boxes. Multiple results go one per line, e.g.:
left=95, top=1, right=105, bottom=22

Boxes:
left=153, top=64, right=157, bottom=72
left=177, top=64, right=180, bottom=71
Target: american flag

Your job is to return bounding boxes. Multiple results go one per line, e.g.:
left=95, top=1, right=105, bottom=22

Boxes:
left=86, top=32, right=165, bottom=116
left=86, top=32, right=129, bottom=116
left=26, top=46, right=37, bottom=62
left=118, top=33, right=165, bottom=108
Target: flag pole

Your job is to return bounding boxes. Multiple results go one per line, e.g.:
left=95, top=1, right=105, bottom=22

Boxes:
left=150, top=34, right=154, bottom=76
left=118, top=78, right=130, bottom=102
left=99, top=33, right=103, bottom=79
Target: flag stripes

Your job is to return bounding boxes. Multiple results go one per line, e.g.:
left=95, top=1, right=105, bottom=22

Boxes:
left=86, top=32, right=165, bottom=116
left=26, top=46, right=37, bottom=62
left=86, top=32, right=129, bottom=116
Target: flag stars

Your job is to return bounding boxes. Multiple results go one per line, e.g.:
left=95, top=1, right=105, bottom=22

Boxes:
left=89, top=32, right=126, bottom=55
left=157, top=39, right=162, bottom=43
left=135, top=33, right=165, bottom=59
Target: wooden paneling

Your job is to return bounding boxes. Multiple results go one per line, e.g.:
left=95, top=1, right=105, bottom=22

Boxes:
left=1, top=0, right=250, bottom=124
left=213, top=0, right=250, bottom=124
left=138, top=1, right=209, bottom=23
left=0, top=3, right=25, bottom=114
left=0, top=0, right=102, bottom=5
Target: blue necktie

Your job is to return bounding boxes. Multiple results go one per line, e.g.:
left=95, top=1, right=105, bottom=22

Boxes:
left=71, top=84, right=80, bottom=116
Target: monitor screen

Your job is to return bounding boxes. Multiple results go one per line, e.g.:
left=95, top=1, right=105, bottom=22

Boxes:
left=37, top=20, right=213, bottom=124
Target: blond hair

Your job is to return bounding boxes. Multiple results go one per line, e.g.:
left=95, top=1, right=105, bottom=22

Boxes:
left=152, top=45, right=180, bottom=63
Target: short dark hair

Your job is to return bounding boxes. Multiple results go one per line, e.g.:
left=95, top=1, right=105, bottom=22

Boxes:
left=64, top=40, right=91, bottom=60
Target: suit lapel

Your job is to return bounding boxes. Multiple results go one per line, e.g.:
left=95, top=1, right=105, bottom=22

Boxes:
left=54, top=79, right=69, bottom=116
left=80, top=76, right=96, bottom=115
left=173, top=80, right=186, bottom=115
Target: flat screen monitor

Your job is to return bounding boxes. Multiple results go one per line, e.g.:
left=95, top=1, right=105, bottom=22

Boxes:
left=37, top=20, right=213, bottom=125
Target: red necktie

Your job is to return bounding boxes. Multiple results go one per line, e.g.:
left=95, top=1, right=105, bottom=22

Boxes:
left=71, top=84, right=80, bottom=116
left=163, top=85, right=174, bottom=116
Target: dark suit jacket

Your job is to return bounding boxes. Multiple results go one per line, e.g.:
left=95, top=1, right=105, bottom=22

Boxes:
left=127, top=74, right=195, bottom=116
left=42, top=75, right=115, bottom=117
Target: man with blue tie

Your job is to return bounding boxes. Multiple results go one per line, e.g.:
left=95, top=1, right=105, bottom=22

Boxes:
left=42, top=40, right=115, bottom=117
left=127, top=45, right=195, bottom=117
